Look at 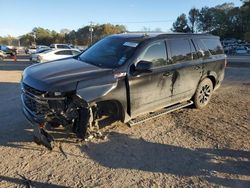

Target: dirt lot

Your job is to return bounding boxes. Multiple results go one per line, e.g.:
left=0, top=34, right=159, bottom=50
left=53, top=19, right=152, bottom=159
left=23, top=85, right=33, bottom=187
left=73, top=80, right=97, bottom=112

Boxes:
left=0, top=60, right=249, bottom=187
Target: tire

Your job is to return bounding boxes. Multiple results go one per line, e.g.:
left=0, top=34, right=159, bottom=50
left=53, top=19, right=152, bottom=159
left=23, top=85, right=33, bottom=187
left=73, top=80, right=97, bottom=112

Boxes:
left=193, top=78, right=213, bottom=109
left=72, top=108, right=89, bottom=139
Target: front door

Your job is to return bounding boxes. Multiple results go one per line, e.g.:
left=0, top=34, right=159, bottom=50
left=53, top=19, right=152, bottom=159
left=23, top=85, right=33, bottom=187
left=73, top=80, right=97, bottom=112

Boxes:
left=128, top=40, right=173, bottom=117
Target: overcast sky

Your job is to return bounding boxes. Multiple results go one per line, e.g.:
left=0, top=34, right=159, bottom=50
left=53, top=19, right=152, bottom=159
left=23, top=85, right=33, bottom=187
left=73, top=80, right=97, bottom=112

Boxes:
left=0, top=0, right=242, bottom=37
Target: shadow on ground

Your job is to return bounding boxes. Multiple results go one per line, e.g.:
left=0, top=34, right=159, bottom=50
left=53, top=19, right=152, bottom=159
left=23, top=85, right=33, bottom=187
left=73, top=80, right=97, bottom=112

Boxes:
left=79, top=132, right=250, bottom=187
left=0, top=175, right=67, bottom=188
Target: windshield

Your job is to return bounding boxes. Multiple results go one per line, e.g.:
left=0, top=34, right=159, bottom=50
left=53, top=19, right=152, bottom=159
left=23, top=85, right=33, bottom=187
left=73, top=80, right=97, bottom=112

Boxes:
left=79, top=37, right=138, bottom=68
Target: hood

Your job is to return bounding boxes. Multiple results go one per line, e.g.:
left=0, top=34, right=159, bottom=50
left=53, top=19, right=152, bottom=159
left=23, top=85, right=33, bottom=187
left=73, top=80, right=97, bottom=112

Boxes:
left=22, top=58, right=114, bottom=92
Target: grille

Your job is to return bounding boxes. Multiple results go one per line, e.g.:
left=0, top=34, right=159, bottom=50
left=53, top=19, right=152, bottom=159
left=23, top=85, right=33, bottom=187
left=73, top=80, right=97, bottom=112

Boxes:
left=22, top=83, right=46, bottom=96
left=23, top=94, right=49, bottom=115
left=22, top=83, right=49, bottom=116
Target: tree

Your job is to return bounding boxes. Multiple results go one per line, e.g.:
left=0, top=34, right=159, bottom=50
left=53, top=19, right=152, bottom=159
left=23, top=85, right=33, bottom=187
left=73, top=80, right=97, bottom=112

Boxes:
left=197, top=7, right=215, bottom=32
left=60, top=29, right=71, bottom=35
left=188, top=8, right=200, bottom=33
left=244, top=32, right=250, bottom=42
left=172, top=14, right=191, bottom=33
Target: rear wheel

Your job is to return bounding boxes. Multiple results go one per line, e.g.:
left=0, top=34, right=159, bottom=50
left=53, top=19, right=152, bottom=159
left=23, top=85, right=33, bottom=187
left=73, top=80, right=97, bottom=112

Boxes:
left=194, top=78, right=213, bottom=109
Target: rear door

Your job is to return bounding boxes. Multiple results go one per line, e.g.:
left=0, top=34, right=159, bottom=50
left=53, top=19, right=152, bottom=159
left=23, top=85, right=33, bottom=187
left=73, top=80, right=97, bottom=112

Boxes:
left=194, top=38, right=225, bottom=86
left=166, top=38, right=202, bottom=102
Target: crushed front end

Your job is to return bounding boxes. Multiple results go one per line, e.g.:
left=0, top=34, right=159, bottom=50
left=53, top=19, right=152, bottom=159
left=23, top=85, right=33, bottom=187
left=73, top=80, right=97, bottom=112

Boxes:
left=21, top=82, right=88, bottom=150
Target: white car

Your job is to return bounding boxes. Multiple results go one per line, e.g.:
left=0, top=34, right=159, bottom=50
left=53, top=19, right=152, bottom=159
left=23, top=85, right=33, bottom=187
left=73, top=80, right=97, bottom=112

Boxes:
left=37, top=49, right=81, bottom=63
left=30, top=48, right=51, bottom=62
left=235, top=47, right=248, bottom=54
left=50, top=44, right=72, bottom=49
left=245, top=45, right=250, bottom=52
left=0, top=50, right=7, bottom=61
left=27, top=46, right=37, bottom=54
left=37, top=45, right=49, bottom=49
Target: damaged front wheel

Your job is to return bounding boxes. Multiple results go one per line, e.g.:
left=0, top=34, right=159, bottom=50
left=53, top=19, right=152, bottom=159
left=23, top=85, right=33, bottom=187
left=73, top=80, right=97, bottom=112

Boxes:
left=72, top=108, right=90, bottom=139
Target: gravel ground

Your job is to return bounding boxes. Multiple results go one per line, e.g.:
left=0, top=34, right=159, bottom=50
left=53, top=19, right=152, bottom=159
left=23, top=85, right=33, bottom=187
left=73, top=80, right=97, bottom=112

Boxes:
left=0, top=62, right=249, bottom=187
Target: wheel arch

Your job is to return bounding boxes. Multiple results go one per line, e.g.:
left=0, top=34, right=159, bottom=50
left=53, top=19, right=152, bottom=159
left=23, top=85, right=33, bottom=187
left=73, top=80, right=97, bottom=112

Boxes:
left=201, top=71, right=217, bottom=89
left=93, top=99, right=126, bottom=123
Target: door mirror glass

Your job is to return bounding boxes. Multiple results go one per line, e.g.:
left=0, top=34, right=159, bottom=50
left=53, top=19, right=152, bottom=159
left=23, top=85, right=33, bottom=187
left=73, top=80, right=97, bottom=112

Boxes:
left=135, top=60, right=152, bottom=73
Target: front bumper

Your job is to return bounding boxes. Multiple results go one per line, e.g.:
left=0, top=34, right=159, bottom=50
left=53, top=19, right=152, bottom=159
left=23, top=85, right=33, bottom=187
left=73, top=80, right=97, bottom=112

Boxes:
left=21, top=85, right=58, bottom=150
left=22, top=105, right=54, bottom=150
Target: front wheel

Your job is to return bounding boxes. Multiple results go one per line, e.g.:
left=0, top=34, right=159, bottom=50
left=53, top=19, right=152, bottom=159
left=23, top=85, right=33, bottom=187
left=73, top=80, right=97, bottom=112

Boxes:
left=193, top=78, right=213, bottom=109
left=72, top=108, right=90, bottom=139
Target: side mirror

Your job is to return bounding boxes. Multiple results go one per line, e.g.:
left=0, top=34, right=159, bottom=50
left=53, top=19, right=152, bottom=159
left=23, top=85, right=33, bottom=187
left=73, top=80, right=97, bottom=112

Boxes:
left=135, top=60, right=152, bottom=73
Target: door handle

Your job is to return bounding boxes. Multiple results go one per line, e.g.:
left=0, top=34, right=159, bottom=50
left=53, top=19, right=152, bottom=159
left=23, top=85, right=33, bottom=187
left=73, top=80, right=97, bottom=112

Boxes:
left=163, top=72, right=172, bottom=77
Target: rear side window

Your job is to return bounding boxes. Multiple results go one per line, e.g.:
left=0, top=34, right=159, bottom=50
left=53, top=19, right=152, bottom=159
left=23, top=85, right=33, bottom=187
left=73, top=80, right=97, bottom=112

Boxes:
left=72, top=50, right=80, bottom=55
left=50, top=44, right=55, bottom=48
left=168, top=39, right=192, bottom=63
left=201, top=39, right=224, bottom=55
left=55, top=50, right=72, bottom=55
left=139, top=41, right=167, bottom=67
left=193, top=39, right=210, bottom=58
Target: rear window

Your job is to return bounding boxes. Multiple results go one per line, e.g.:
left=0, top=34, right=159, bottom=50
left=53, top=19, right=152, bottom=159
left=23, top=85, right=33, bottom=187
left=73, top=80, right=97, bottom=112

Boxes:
left=168, top=39, right=192, bottom=63
left=57, top=45, right=70, bottom=49
left=201, top=39, right=224, bottom=55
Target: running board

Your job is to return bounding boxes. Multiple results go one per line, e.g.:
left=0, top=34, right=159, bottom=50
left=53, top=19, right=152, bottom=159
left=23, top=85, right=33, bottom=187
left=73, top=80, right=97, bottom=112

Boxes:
left=128, top=101, right=193, bottom=126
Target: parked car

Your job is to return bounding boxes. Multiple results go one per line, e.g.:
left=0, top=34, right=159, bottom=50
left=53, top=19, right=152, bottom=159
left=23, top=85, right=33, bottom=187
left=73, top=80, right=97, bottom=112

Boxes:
left=37, top=45, right=49, bottom=49
left=235, top=46, right=248, bottom=54
left=29, top=48, right=51, bottom=62
left=0, top=45, right=17, bottom=56
left=37, top=49, right=81, bottom=63
left=26, top=46, right=37, bottom=54
left=50, top=44, right=72, bottom=49
left=245, top=45, right=250, bottom=52
left=21, top=33, right=226, bottom=149
left=0, top=50, right=7, bottom=61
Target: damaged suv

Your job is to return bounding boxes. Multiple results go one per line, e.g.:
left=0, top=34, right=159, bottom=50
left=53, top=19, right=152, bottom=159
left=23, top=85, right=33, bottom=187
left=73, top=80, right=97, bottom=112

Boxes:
left=21, top=33, right=226, bottom=149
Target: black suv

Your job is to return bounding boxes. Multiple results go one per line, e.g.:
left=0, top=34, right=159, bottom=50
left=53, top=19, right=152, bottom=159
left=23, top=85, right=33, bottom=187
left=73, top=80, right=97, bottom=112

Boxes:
left=21, top=33, right=226, bottom=149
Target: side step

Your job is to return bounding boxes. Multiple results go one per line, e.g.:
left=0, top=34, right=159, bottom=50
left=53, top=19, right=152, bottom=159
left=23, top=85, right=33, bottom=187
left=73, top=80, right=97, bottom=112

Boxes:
left=128, top=100, right=193, bottom=126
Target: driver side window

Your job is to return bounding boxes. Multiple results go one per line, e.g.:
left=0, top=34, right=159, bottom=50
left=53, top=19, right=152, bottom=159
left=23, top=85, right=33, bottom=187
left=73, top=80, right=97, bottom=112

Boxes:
left=138, top=41, right=167, bottom=67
